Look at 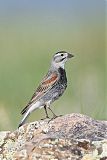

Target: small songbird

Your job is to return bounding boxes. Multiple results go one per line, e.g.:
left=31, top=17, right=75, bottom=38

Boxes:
left=18, top=51, right=74, bottom=128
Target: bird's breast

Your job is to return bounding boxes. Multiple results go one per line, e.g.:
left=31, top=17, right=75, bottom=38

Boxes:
left=58, top=67, right=67, bottom=87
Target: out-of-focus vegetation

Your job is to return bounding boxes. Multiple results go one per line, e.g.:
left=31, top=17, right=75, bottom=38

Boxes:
left=0, top=0, right=105, bottom=130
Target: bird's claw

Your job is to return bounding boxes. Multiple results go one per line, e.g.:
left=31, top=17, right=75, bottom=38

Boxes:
left=41, top=116, right=50, bottom=120
left=48, top=114, right=62, bottom=123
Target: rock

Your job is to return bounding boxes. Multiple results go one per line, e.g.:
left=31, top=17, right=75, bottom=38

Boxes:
left=0, top=113, right=107, bottom=160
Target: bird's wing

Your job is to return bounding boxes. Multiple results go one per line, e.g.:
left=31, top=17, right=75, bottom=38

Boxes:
left=21, top=71, right=59, bottom=114
left=31, top=71, right=59, bottom=102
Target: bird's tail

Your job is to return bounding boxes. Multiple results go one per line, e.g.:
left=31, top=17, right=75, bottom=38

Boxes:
left=18, top=110, right=30, bottom=128
left=21, top=105, right=29, bottom=115
left=18, top=101, right=41, bottom=128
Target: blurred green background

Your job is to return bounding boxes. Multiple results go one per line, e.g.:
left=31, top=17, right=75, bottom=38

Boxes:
left=0, top=0, right=106, bottom=130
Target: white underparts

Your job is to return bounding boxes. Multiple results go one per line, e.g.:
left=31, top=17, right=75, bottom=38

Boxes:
left=28, top=101, right=41, bottom=113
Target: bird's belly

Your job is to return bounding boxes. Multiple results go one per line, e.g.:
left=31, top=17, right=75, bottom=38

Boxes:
left=42, top=83, right=67, bottom=103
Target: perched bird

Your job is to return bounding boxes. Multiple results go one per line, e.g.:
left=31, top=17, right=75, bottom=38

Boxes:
left=18, top=51, right=74, bottom=128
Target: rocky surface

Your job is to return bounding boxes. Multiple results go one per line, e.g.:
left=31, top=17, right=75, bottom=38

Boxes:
left=0, top=113, right=107, bottom=160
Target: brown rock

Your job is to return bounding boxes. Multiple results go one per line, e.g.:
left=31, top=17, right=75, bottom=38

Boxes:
left=0, top=113, right=107, bottom=159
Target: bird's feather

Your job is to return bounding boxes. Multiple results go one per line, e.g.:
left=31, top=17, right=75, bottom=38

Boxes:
left=21, top=71, right=59, bottom=114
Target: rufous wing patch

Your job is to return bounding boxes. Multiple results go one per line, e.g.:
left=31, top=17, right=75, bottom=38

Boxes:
left=24, top=72, right=58, bottom=107
left=42, top=73, right=58, bottom=85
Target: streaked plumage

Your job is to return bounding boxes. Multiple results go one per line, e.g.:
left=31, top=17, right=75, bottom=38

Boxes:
left=18, top=51, right=73, bottom=128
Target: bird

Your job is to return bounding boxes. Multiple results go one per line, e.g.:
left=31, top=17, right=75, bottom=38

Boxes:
left=18, top=51, right=74, bottom=128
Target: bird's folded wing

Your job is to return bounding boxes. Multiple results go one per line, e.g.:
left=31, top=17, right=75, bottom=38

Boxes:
left=21, top=71, right=59, bottom=114
left=31, top=72, right=58, bottom=102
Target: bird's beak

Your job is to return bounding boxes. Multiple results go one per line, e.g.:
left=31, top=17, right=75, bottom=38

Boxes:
left=67, top=53, right=74, bottom=59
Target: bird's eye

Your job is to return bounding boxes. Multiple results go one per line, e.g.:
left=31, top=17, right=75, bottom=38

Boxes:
left=61, top=54, right=64, bottom=57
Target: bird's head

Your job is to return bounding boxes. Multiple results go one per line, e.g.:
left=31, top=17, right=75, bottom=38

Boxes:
left=51, top=51, right=74, bottom=69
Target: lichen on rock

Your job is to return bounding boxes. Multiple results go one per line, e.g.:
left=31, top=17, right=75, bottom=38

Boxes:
left=0, top=113, right=107, bottom=159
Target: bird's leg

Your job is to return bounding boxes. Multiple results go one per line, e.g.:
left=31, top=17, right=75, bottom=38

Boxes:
left=48, top=107, right=63, bottom=123
left=48, top=107, right=57, bottom=119
left=44, top=105, right=50, bottom=119
left=41, top=105, right=50, bottom=120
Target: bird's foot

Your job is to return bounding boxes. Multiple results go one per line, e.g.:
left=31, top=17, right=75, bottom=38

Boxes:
left=58, top=114, right=63, bottom=117
left=48, top=114, right=62, bottom=123
left=48, top=116, right=57, bottom=123
left=41, top=116, right=50, bottom=120
left=53, top=114, right=63, bottom=119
